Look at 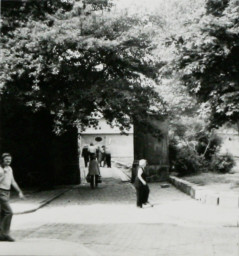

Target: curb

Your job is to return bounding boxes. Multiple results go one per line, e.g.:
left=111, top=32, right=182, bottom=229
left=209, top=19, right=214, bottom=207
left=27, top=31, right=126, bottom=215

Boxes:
left=112, top=160, right=131, bottom=169
left=169, top=175, right=239, bottom=208
left=13, top=187, right=74, bottom=215
left=112, top=160, right=131, bottom=181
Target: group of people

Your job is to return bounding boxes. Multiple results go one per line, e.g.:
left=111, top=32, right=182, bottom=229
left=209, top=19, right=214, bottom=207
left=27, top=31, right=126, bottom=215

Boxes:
left=86, top=154, right=152, bottom=207
left=0, top=152, right=152, bottom=242
left=82, top=143, right=111, bottom=168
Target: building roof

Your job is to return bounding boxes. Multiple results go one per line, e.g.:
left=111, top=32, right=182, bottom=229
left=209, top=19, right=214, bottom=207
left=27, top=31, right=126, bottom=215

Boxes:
left=79, top=118, right=133, bottom=135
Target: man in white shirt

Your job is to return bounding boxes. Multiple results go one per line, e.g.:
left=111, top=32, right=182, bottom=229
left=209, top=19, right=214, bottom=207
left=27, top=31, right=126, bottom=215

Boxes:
left=0, top=153, right=25, bottom=242
left=88, top=143, right=97, bottom=158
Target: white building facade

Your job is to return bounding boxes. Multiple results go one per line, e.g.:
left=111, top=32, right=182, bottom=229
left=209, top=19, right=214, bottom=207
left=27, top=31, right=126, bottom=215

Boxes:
left=78, top=118, right=134, bottom=165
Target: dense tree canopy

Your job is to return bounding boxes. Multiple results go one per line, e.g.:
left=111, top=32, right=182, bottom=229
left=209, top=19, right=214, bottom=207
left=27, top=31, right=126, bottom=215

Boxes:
left=4, top=0, right=235, bottom=134
left=1, top=0, right=166, bottom=134
left=174, top=0, right=239, bottom=128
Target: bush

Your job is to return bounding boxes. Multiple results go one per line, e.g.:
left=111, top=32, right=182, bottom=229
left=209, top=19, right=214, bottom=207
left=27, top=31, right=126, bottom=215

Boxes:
left=169, top=117, right=232, bottom=176
left=172, top=146, right=207, bottom=176
left=196, top=132, right=222, bottom=161
left=209, top=154, right=235, bottom=174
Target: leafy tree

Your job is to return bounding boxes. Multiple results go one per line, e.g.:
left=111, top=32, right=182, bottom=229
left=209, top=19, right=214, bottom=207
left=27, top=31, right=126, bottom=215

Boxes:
left=174, top=0, right=239, bottom=128
left=0, top=0, right=166, bottom=134
left=156, top=79, right=198, bottom=120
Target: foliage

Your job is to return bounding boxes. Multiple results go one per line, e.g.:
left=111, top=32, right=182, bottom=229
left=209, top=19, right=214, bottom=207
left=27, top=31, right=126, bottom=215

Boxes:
left=174, top=0, right=239, bottom=128
left=170, top=134, right=234, bottom=176
left=169, top=117, right=204, bottom=175
left=0, top=0, right=166, bottom=134
left=169, top=116, right=209, bottom=150
left=172, top=145, right=206, bottom=176
left=168, top=116, right=232, bottom=176
left=147, top=0, right=209, bottom=134
left=195, top=130, right=222, bottom=160
left=209, top=153, right=235, bottom=173
left=169, top=117, right=206, bottom=175
left=1, top=0, right=74, bottom=34
left=156, top=79, right=198, bottom=121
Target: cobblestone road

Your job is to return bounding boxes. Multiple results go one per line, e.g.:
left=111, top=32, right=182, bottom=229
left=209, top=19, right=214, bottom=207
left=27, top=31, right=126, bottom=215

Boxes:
left=10, top=172, right=239, bottom=256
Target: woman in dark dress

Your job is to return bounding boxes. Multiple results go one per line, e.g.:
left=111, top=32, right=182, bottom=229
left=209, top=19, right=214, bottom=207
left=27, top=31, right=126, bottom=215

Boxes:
left=88, top=155, right=101, bottom=189
left=134, top=159, right=153, bottom=208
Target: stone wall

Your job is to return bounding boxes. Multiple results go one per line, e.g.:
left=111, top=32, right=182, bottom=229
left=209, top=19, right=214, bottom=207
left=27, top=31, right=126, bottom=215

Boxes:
left=1, top=105, right=80, bottom=187
left=134, top=120, right=169, bottom=181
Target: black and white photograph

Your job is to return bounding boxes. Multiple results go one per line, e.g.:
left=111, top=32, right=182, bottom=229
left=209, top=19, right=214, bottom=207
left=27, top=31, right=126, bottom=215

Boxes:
left=1, top=0, right=239, bottom=255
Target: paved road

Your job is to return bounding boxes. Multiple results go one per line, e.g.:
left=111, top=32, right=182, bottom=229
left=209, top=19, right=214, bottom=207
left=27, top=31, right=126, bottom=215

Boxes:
left=5, top=167, right=239, bottom=256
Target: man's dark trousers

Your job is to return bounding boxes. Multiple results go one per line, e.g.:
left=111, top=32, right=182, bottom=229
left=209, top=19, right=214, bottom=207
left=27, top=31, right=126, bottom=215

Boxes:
left=105, top=154, right=111, bottom=168
left=84, top=156, right=89, bottom=167
left=0, top=190, right=13, bottom=237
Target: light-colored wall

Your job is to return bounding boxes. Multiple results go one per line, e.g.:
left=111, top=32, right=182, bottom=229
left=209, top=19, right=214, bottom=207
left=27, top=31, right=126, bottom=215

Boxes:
left=78, top=118, right=134, bottom=164
left=217, top=133, right=239, bottom=157
left=216, top=125, right=239, bottom=157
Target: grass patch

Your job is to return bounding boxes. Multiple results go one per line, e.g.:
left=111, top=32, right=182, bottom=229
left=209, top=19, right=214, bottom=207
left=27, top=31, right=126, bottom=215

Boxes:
left=183, top=172, right=239, bottom=191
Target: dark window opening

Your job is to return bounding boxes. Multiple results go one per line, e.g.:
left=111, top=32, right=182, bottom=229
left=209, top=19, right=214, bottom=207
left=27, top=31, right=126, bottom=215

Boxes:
left=95, top=137, right=102, bottom=142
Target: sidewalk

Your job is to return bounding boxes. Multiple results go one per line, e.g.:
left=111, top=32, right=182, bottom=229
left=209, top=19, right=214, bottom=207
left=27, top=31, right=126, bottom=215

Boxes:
left=170, top=175, right=239, bottom=208
left=113, top=160, right=239, bottom=209
left=11, top=186, right=76, bottom=215
left=0, top=239, right=96, bottom=256
left=11, top=159, right=131, bottom=216
left=12, top=162, right=130, bottom=215
left=8, top=178, right=239, bottom=256
left=3, top=167, right=239, bottom=256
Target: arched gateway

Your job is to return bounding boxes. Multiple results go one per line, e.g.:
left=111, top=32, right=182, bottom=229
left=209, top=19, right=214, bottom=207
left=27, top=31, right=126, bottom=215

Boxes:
left=78, top=118, right=169, bottom=182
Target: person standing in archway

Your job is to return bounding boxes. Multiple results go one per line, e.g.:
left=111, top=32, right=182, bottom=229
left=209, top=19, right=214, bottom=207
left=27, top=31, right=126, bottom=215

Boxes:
left=88, top=143, right=97, bottom=158
left=97, top=146, right=104, bottom=167
left=88, top=154, right=101, bottom=189
left=81, top=145, right=89, bottom=167
left=104, top=146, right=111, bottom=168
